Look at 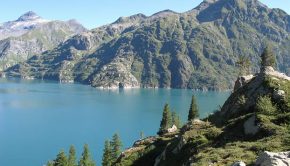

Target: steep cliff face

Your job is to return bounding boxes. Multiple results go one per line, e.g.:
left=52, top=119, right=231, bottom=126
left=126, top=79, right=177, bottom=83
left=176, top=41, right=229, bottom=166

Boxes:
left=114, top=68, right=290, bottom=165
left=5, top=0, right=290, bottom=89
left=0, top=12, right=86, bottom=71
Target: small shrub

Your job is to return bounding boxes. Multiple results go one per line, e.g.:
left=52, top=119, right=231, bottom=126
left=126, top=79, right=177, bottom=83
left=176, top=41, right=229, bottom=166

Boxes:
left=256, top=96, right=277, bottom=115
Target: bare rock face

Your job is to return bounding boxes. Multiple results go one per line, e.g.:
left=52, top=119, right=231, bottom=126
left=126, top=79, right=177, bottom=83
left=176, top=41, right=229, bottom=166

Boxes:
left=234, top=75, right=254, bottom=91
left=255, top=151, right=290, bottom=166
left=91, top=62, right=140, bottom=89
left=261, top=66, right=290, bottom=81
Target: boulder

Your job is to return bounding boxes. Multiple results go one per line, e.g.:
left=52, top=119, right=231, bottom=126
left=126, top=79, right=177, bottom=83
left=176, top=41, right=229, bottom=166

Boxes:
left=232, top=161, right=246, bottom=166
left=273, top=90, right=285, bottom=100
left=255, top=151, right=290, bottom=166
left=243, top=115, right=259, bottom=135
left=167, top=125, right=178, bottom=133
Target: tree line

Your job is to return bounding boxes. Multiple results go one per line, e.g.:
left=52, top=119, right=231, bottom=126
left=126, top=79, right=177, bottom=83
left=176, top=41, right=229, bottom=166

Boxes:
left=158, top=95, right=199, bottom=135
left=46, top=133, right=122, bottom=166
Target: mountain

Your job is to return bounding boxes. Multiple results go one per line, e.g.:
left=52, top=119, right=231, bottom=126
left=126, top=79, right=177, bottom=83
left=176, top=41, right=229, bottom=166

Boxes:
left=5, top=0, right=290, bottom=90
left=0, top=11, right=86, bottom=71
left=114, top=67, right=290, bottom=165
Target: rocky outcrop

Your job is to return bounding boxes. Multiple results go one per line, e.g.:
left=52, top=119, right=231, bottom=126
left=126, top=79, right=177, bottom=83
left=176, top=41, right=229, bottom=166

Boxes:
left=234, top=75, right=254, bottom=91
left=90, top=62, right=140, bottom=89
left=133, top=136, right=157, bottom=147
left=218, top=67, right=290, bottom=124
left=261, top=66, right=290, bottom=81
left=256, top=151, right=290, bottom=166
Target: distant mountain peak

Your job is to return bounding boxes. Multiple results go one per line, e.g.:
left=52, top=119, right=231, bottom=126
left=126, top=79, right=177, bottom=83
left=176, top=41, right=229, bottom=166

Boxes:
left=114, top=13, right=147, bottom=24
left=152, top=9, right=178, bottom=17
left=17, top=11, right=41, bottom=21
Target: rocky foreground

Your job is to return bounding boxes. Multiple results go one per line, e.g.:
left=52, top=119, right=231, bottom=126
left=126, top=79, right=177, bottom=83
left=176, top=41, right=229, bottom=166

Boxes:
left=114, top=67, right=290, bottom=166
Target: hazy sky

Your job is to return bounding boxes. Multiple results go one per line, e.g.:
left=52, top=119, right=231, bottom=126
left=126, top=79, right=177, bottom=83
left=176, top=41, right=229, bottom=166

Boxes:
left=0, top=0, right=289, bottom=29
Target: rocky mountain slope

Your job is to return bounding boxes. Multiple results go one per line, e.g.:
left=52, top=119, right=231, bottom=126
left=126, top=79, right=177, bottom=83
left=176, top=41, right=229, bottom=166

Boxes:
left=0, top=11, right=86, bottom=71
left=5, top=0, right=290, bottom=90
left=114, top=66, right=290, bottom=165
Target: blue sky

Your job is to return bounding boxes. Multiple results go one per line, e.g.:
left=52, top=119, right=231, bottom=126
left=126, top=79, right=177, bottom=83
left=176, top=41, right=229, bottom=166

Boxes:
left=0, top=0, right=289, bottom=29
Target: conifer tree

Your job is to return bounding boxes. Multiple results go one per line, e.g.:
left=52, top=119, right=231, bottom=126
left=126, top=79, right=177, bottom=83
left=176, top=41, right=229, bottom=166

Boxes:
left=261, top=45, right=276, bottom=71
left=158, top=103, right=172, bottom=135
left=110, top=133, right=123, bottom=162
left=188, top=95, right=199, bottom=121
left=140, top=131, right=145, bottom=140
left=102, top=140, right=112, bottom=166
left=47, top=161, right=54, bottom=166
left=78, top=144, right=95, bottom=166
left=172, top=111, right=181, bottom=128
left=68, top=145, right=77, bottom=166
left=236, top=55, right=251, bottom=75
left=54, top=150, right=68, bottom=166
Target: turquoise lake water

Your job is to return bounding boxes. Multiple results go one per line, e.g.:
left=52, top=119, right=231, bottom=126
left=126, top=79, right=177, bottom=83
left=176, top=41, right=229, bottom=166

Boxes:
left=0, top=78, right=230, bottom=166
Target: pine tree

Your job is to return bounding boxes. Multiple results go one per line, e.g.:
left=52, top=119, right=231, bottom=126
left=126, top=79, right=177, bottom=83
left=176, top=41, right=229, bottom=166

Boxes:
left=68, top=145, right=77, bottom=166
left=261, top=45, right=276, bottom=71
left=47, top=161, right=54, bottom=166
left=188, top=95, right=199, bottom=121
left=102, top=140, right=112, bottom=166
left=140, top=131, right=145, bottom=140
left=110, top=133, right=123, bottom=162
left=54, top=150, right=68, bottom=166
left=78, top=144, right=95, bottom=166
left=236, top=55, right=251, bottom=75
left=158, top=103, right=172, bottom=135
left=172, top=111, right=181, bottom=128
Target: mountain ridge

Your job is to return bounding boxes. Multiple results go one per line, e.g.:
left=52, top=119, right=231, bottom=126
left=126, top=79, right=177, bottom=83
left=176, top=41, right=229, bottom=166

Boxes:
left=5, top=0, right=290, bottom=90
left=0, top=11, right=86, bottom=71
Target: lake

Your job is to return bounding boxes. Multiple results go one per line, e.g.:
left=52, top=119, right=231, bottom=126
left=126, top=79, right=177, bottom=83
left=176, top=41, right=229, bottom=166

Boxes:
left=0, top=78, right=230, bottom=166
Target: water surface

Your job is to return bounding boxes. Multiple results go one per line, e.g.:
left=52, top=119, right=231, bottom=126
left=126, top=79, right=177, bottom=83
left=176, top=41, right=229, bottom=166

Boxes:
left=0, top=78, right=230, bottom=166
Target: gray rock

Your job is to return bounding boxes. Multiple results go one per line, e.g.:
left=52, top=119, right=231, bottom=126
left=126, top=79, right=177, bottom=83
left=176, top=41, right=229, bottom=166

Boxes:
left=273, top=90, right=286, bottom=100
left=167, top=125, right=178, bottom=133
left=243, top=115, right=259, bottom=135
left=261, top=66, right=290, bottom=81
left=232, top=161, right=246, bottom=166
left=256, top=151, right=290, bottom=166
left=234, top=75, right=254, bottom=91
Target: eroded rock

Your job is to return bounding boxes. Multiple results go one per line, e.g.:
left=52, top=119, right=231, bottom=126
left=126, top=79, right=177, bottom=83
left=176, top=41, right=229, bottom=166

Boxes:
left=256, top=151, right=290, bottom=166
left=234, top=75, right=254, bottom=91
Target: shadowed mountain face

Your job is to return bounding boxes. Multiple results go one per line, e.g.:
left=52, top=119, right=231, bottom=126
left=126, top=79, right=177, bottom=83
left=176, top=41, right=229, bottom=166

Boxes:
left=0, top=11, right=86, bottom=71
left=6, top=0, right=290, bottom=90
